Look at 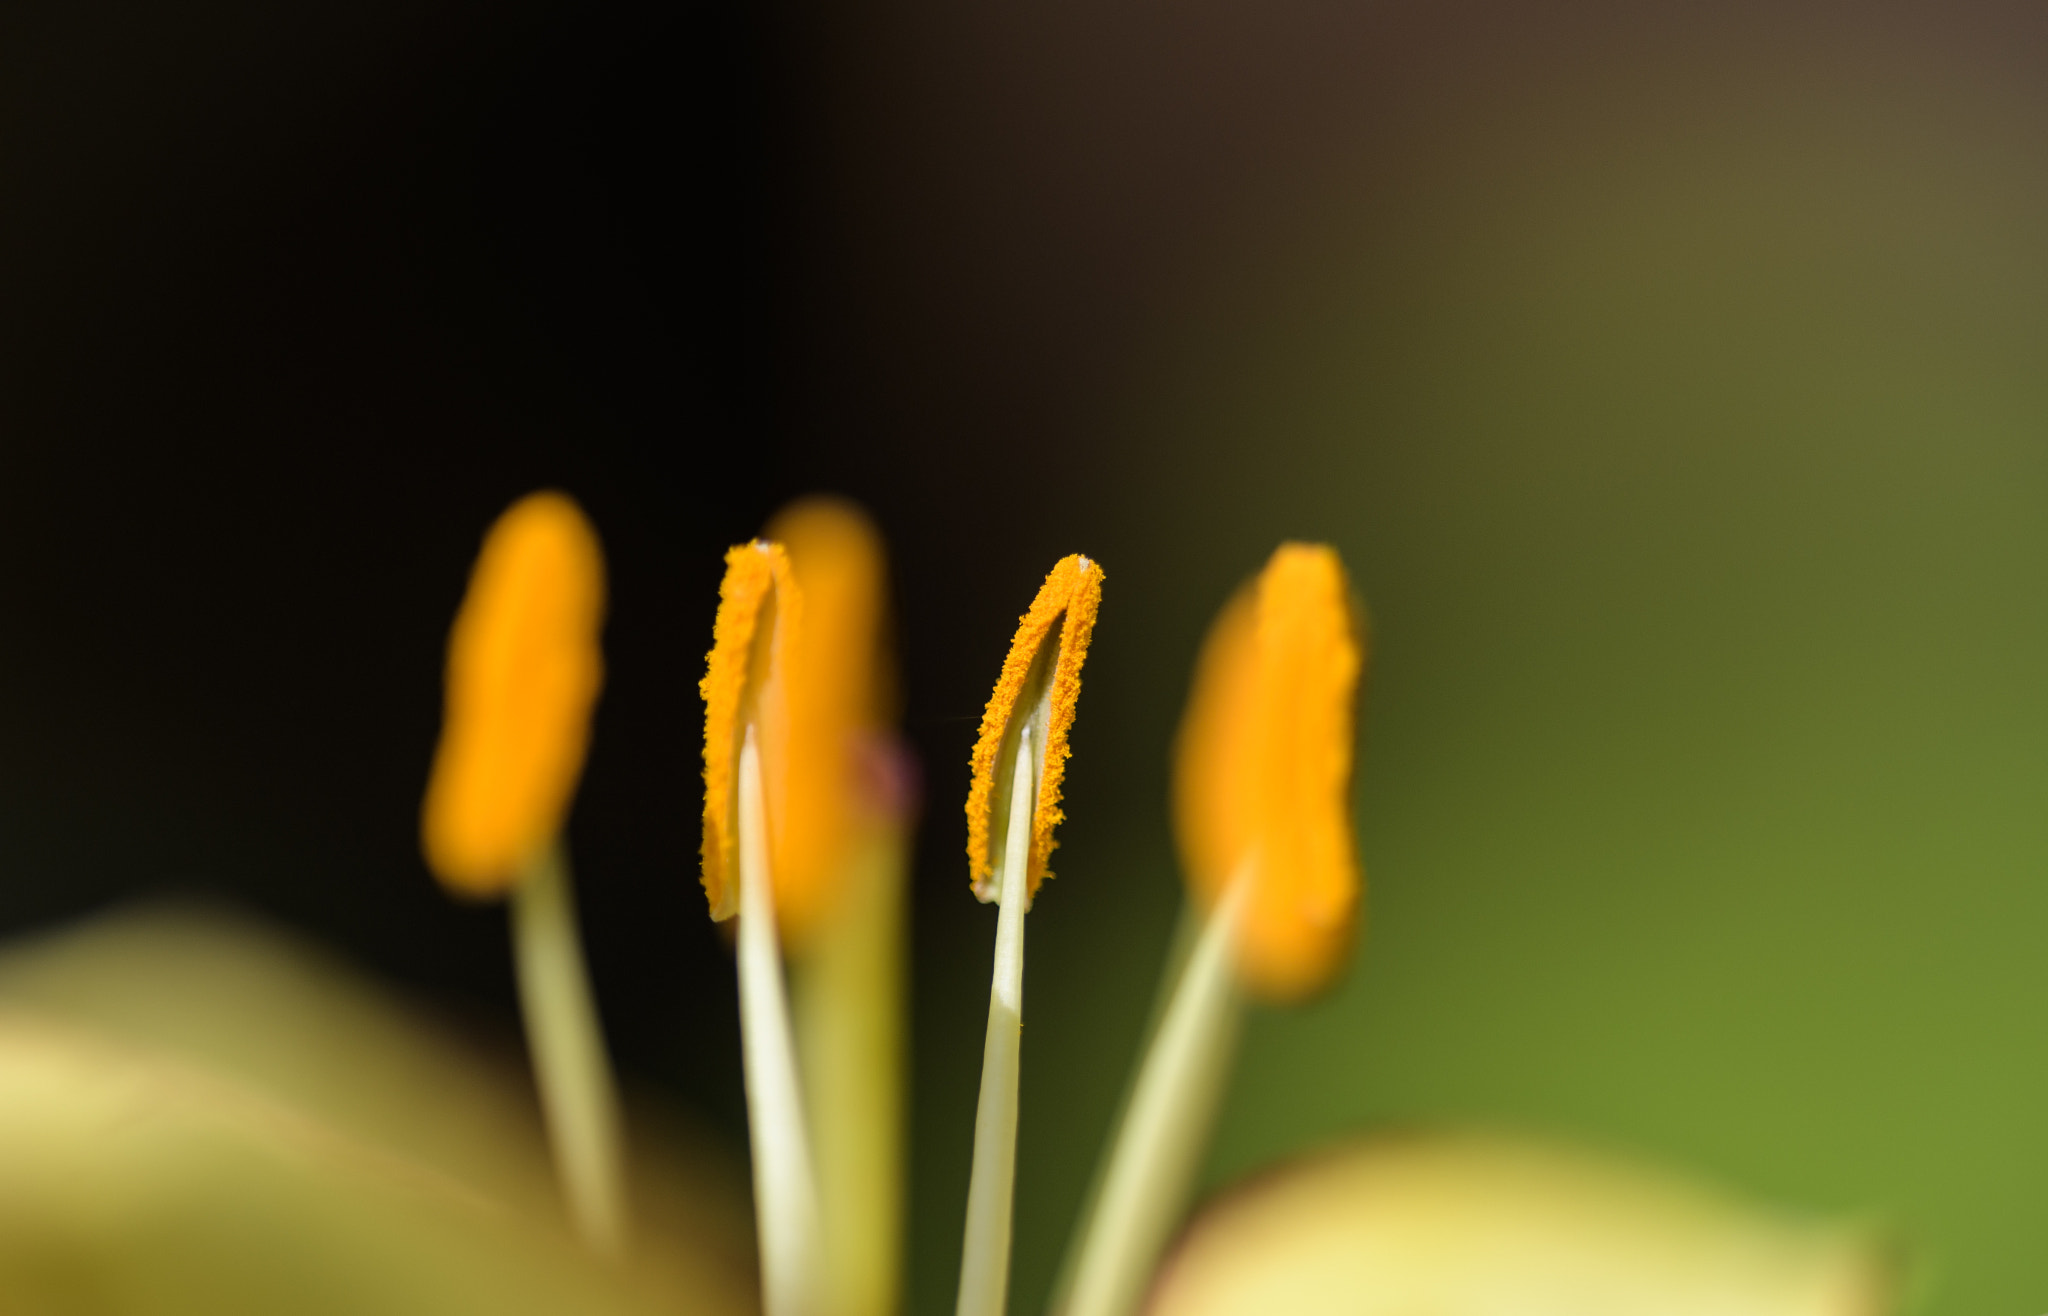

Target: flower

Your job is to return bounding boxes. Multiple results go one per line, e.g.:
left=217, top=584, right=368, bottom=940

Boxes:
left=0, top=502, right=1897, bottom=1316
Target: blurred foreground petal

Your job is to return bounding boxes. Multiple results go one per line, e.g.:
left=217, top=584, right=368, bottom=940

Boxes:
left=0, top=905, right=754, bottom=1316
left=1148, top=1131, right=1890, bottom=1316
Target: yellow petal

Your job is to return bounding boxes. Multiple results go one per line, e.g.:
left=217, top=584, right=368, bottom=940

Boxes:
left=767, top=497, right=893, bottom=946
left=1173, top=543, right=1363, bottom=1000
left=964, top=554, right=1105, bottom=902
left=1147, top=1132, right=1891, bottom=1316
left=699, top=541, right=798, bottom=923
left=423, top=492, right=606, bottom=899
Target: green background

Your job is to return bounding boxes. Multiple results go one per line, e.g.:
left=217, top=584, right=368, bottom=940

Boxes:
left=884, top=21, right=2048, bottom=1316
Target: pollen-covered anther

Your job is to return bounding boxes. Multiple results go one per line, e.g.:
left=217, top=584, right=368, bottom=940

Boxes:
left=700, top=506, right=895, bottom=946
left=700, top=540, right=799, bottom=924
left=1174, top=543, right=1366, bottom=1000
left=963, top=554, right=1105, bottom=903
left=422, top=491, right=606, bottom=898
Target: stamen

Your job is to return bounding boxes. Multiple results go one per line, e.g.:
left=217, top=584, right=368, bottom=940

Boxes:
left=420, top=490, right=628, bottom=1255
left=738, top=725, right=822, bottom=1316
left=955, top=553, right=1105, bottom=1316
left=956, top=728, right=1038, bottom=1316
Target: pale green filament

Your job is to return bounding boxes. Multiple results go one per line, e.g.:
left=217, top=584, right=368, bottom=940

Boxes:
left=796, top=817, right=908, bottom=1316
left=1059, top=867, right=1250, bottom=1316
left=739, top=726, right=822, bottom=1316
left=512, top=842, right=630, bottom=1256
left=956, top=729, right=1038, bottom=1316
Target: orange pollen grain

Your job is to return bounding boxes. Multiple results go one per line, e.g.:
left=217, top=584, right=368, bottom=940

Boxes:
left=1172, top=543, right=1366, bottom=1000
left=964, top=554, right=1105, bottom=902
left=421, top=491, right=606, bottom=899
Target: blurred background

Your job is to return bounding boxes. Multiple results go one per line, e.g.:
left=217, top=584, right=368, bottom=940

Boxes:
left=4, top=0, right=2048, bottom=1312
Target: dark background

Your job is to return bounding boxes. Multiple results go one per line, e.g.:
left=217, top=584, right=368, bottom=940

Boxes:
left=0, top=0, right=778, bottom=1130
left=8, top=3, right=2048, bottom=1314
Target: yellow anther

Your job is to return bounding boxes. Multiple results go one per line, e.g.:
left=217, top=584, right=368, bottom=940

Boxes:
left=700, top=541, right=798, bottom=924
left=698, top=505, right=896, bottom=945
left=1174, top=543, right=1365, bottom=1000
left=964, top=554, right=1105, bottom=902
left=768, top=497, right=891, bottom=946
left=422, top=492, right=606, bottom=899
